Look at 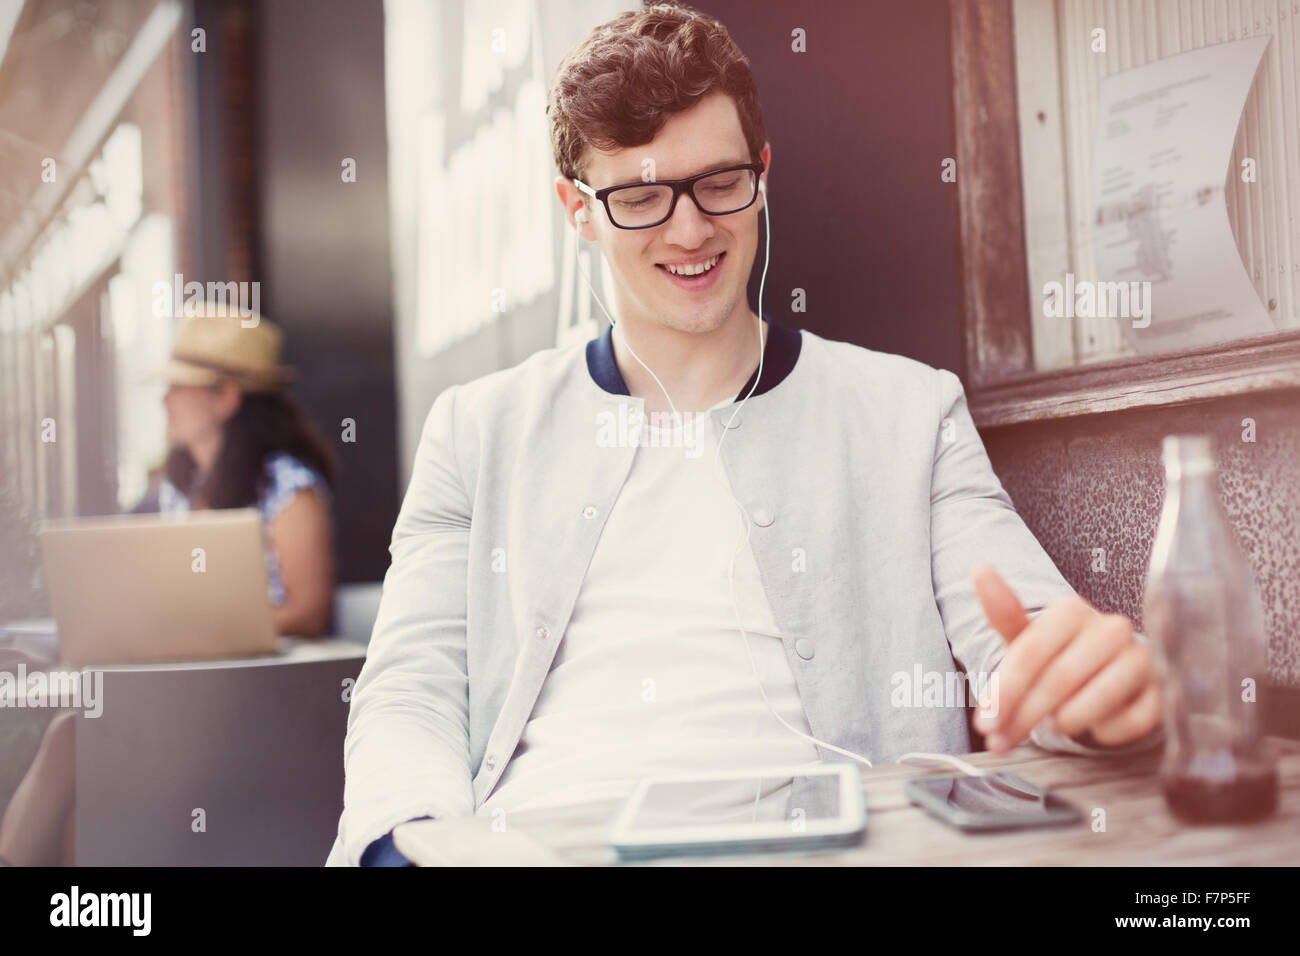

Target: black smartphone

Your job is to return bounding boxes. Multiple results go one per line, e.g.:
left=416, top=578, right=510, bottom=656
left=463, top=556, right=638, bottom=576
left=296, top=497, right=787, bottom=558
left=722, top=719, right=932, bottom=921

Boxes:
left=902, top=771, right=1084, bottom=832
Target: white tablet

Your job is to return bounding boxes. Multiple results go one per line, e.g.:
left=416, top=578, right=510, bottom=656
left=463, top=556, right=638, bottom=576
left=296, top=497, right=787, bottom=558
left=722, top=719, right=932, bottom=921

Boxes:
left=608, top=763, right=866, bottom=862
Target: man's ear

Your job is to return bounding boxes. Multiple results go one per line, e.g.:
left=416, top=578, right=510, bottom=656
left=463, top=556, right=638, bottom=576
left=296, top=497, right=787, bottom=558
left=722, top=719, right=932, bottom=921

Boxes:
left=554, top=174, right=594, bottom=240
left=757, top=142, right=771, bottom=212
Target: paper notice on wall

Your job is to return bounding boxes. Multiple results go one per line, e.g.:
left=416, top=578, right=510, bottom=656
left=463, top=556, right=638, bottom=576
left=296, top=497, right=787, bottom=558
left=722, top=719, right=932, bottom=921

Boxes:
left=1091, top=36, right=1276, bottom=354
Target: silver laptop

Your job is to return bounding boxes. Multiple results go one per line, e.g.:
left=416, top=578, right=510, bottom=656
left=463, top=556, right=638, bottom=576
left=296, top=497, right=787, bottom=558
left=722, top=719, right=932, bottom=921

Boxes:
left=37, top=508, right=278, bottom=666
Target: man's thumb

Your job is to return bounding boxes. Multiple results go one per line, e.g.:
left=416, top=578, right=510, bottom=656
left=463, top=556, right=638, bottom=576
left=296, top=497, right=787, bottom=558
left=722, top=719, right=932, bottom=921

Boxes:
left=973, top=564, right=1030, bottom=643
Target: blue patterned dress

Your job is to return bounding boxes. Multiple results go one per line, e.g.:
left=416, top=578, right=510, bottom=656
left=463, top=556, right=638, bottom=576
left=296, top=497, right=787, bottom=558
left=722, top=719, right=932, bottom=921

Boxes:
left=158, top=451, right=330, bottom=606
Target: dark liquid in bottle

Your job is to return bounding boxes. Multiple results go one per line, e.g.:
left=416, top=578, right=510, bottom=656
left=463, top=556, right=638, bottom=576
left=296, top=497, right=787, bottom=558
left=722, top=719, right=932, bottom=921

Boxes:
left=1163, top=767, right=1278, bottom=823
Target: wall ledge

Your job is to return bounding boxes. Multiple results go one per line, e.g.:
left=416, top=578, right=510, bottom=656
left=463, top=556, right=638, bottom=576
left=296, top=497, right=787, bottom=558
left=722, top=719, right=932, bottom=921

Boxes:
left=971, top=329, right=1300, bottom=428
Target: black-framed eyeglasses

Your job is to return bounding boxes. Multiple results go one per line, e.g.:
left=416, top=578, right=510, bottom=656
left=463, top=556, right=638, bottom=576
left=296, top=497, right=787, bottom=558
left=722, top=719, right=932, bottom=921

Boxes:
left=573, top=162, right=765, bottom=229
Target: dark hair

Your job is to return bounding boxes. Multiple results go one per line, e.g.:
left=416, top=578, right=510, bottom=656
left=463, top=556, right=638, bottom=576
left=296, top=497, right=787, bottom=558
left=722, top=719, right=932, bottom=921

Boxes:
left=164, top=391, right=338, bottom=510
left=548, top=2, right=767, bottom=181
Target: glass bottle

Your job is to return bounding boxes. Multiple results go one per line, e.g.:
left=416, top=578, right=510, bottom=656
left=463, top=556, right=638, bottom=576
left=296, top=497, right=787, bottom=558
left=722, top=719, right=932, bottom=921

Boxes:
left=1143, top=434, right=1277, bottom=822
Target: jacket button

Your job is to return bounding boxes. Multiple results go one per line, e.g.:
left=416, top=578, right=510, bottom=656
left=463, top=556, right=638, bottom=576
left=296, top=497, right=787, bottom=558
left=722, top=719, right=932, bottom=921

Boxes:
left=535, top=625, right=550, bottom=640
left=485, top=755, right=496, bottom=771
left=582, top=506, right=598, bottom=519
left=752, top=507, right=774, bottom=527
left=795, top=639, right=815, bottom=660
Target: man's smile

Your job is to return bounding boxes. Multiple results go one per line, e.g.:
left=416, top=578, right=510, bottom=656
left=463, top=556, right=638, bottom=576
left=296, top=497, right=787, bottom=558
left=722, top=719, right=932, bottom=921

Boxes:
left=655, top=250, right=726, bottom=290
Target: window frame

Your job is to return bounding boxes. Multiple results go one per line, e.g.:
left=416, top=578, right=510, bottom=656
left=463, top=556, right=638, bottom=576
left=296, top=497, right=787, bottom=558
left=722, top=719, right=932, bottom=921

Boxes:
left=950, top=0, right=1300, bottom=427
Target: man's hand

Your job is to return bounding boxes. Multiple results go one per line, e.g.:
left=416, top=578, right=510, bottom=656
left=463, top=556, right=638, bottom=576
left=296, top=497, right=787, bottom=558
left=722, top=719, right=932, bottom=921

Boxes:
left=970, top=565, right=1163, bottom=753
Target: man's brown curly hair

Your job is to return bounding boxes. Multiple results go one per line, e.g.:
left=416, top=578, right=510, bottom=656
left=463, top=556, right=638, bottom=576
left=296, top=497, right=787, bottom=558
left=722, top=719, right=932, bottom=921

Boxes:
left=547, top=2, right=767, bottom=181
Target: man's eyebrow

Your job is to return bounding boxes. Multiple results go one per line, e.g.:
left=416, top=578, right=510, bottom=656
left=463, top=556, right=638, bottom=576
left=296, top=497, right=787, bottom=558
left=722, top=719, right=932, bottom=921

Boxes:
left=601, top=157, right=752, bottom=188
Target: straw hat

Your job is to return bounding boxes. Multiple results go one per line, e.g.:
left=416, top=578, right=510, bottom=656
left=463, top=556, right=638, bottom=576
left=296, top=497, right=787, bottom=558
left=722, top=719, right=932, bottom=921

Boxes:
left=160, top=305, right=295, bottom=392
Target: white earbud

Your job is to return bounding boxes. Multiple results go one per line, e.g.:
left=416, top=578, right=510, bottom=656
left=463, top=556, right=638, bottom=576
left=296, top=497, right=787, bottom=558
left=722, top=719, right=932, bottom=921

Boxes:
left=574, top=206, right=588, bottom=224
left=758, top=179, right=766, bottom=195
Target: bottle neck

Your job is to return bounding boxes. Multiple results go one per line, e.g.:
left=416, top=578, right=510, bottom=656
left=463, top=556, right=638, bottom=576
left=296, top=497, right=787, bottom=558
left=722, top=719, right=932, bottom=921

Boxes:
left=1163, top=446, right=1218, bottom=517
left=1166, top=468, right=1216, bottom=507
left=1150, top=457, right=1228, bottom=579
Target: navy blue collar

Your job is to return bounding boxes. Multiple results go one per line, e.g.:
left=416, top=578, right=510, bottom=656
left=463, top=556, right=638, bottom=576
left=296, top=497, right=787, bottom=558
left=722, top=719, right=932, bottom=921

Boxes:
left=585, top=316, right=801, bottom=402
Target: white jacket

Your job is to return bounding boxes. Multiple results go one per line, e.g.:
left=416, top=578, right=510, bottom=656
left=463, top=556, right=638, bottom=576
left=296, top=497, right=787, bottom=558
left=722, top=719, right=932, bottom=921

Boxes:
left=326, top=322, right=1156, bottom=865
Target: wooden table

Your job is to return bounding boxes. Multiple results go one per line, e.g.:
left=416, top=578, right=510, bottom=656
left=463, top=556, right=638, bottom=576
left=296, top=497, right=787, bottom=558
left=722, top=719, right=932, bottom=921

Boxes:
left=394, top=736, right=1300, bottom=866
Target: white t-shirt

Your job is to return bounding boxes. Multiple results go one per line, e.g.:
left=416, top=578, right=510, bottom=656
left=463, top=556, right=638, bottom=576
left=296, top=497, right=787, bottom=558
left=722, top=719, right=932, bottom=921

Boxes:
left=479, top=405, right=820, bottom=817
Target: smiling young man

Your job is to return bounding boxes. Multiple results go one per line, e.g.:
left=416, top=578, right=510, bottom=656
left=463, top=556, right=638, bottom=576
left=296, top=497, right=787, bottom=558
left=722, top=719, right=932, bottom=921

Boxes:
left=327, top=3, right=1162, bottom=867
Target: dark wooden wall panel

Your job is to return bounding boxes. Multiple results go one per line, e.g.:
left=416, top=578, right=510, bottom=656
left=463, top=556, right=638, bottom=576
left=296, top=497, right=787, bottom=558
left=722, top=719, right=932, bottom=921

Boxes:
left=251, top=0, right=398, bottom=582
left=699, top=0, right=966, bottom=377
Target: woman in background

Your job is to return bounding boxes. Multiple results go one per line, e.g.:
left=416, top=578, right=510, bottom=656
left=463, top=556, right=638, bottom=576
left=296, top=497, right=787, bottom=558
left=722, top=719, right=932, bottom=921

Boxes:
left=156, top=307, right=337, bottom=634
left=0, top=305, right=337, bottom=866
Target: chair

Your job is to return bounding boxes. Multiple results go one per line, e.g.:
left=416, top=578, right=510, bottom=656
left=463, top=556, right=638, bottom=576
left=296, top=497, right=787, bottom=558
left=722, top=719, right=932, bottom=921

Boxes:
left=75, top=639, right=365, bottom=865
